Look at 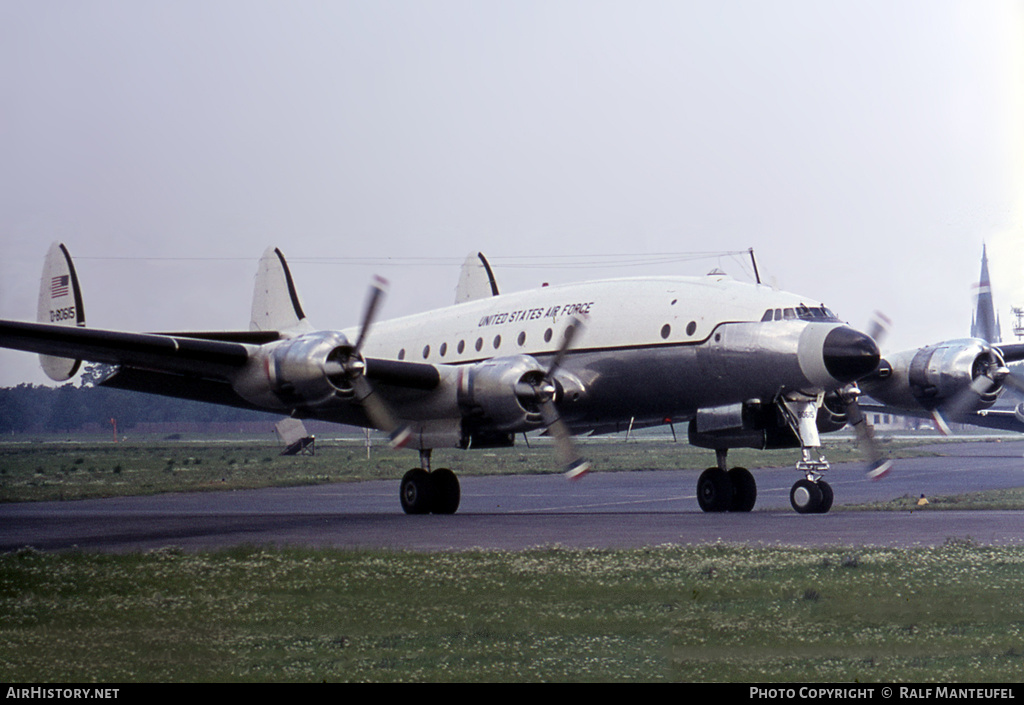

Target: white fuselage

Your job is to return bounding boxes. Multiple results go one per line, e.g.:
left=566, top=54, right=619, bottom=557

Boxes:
left=308, top=272, right=859, bottom=441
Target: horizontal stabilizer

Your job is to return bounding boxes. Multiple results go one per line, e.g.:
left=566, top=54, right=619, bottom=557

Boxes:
left=36, top=242, right=85, bottom=381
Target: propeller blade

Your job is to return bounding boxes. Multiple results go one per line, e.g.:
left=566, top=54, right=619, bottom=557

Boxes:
left=842, top=387, right=892, bottom=480
left=352, top=275, right=388, bottom=356
left=1000, top=369, right=1024, bottom=395
left=867, top=310, right=891, bottom=348
left=540, top=400, right=591, bottom=479
left=342, top=276, right=412, bottom=448
left=352, top=375, right=411, bottom=448
left=931, top=409, right=952, bottom=437
left=537, top=315, right=590, bottom=479
left=546, top=314, right=585, bottom=379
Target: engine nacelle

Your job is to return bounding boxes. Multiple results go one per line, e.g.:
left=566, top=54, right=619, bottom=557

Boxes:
left=234, top=331, right=355, bottom=409
left=687, top=401, right=800, bottom=450
left=862, top=339, right=1003, bottom=412
left=458, top=355, right=549, bottom=433
left=817, top=392, right=851, bottom=434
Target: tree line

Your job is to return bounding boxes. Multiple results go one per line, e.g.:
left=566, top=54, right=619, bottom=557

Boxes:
left=0, top=382, right=277, bottom=435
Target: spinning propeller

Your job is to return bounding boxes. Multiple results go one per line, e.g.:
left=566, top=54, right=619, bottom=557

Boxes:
left=516, top=315, right=592, bottom=479
left=932, top=344, right=1024, bottom=435
left=839, top=311, right=893, bottom=480
left=328, top=276, right=412, bottom=448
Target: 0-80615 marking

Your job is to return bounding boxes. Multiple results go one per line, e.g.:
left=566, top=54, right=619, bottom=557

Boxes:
left=50, top=307, right=76, bottom=323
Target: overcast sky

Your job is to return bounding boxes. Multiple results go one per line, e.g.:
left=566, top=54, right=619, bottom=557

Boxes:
left=2, top=1, right=1022, bottom=387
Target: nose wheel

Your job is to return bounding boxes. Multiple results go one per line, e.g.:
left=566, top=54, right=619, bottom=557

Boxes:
left=790, top=478, right=833, bottom=514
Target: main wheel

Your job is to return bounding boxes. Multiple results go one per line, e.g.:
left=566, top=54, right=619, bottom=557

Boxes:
left=400, top=468, right=433, bottom=515
left=728, top=467, right=757, bottom=512
left=790, top=479, right=823, bottom=514
left=430, top=468, right=461, bottom=515
left=697, top=468, right=734, bottom=513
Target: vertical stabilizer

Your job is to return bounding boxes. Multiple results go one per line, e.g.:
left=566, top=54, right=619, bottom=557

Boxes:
left=251, top=247, right=313, bottom=334
left=454, top=252, right=500, bottom=304
left=36, top=242, right=86, bottom=381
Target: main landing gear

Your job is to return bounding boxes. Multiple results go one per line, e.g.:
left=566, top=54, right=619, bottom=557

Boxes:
left=696, top=449, right=757, bottom=512
left=400, top=450, right=461, bottom=515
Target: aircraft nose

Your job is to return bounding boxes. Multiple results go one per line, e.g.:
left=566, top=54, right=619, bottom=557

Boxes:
left=822, top=326, right=881, bottom=382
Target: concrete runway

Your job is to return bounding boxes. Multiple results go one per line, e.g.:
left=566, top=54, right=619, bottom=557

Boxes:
left=3, top=439, right=1024, bottom=552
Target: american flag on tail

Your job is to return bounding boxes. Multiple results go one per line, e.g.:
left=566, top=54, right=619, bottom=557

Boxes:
left=51, top=275, right=69, bottom=299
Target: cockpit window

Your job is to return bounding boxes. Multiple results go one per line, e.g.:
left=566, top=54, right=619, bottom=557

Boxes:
left=796, top=305, right=840, bottom=321
left=761, top=306, right=841, bottom=323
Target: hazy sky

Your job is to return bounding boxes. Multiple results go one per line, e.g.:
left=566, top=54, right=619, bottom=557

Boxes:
left=2, top=1, right=1022, bottom=387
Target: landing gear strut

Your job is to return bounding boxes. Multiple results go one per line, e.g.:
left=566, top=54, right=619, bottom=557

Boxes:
left=399, top=449, right=461, bottom=515
left=780, top=395, right=834, bottom=514
left=697, top=449, right=757, bottom=512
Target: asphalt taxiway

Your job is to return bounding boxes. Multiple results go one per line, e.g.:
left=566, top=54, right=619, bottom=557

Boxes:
left=2, top=439, right=1024, bottom=553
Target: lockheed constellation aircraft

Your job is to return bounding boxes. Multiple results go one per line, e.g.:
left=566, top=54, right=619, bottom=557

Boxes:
left=9, top=244, right=1022, bottom=515
left=2, top=243, right=894, bottom=515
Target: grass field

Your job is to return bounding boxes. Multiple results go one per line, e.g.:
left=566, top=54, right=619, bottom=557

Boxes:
left=3, top=543, right=1024, bottom=682
left=3, top=435, right=1024, bottom=682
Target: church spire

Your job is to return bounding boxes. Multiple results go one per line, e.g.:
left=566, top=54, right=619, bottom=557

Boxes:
left=971, top=244, right=1000, bottom=343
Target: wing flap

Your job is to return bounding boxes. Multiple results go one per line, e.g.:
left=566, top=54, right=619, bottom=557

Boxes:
left=99, top=366, right=266, bottom=411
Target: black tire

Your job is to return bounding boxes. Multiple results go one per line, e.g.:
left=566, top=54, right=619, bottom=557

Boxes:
left=697, top=467, right=734, bottom=513
left=816, top=480, right=834, bottom=514
left=728, top=467, right=757, bottom=512
left=430, top=468, right=461, bottom=515
left=790, top=479, right=823, bottom=514
left=400, top=468, right=433, bottom=515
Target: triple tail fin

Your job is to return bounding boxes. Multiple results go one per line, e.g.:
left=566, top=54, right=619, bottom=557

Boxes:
left=454, top=252, right=500, bottom=304
left=36, top=242, right=86, bottom=381
left=250, top=247, right=313, bottom=335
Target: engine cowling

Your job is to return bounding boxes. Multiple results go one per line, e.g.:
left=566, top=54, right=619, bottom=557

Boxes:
left=458, top=355, right=550, bottom=433
left=816, top=392, right=851, bottom=434
left=234, top=331, right=356, bottom=409
left=862, top=339, right=1004, bottom=413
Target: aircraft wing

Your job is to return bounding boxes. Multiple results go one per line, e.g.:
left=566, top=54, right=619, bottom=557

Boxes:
left=996, top=342, right=1024, bottom=363
left=858, top=400, right=1024, bottom=433
left=0, top=319, right=253, bottom=380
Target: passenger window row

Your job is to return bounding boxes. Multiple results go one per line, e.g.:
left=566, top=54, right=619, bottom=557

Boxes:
left=397, top=327, right=558, bottom=361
